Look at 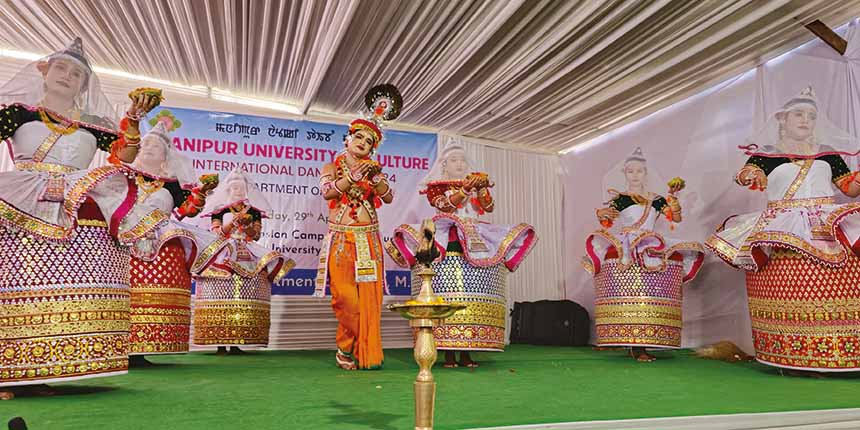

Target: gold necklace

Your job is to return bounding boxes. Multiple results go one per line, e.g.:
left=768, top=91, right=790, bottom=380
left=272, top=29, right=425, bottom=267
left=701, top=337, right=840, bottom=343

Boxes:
left=38, top=109, right=79, bottom=135
left=135, top=175, right=164, bottom=204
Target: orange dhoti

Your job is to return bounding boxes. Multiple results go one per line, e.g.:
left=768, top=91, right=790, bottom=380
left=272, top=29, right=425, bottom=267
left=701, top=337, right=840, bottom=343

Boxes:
left=316, top=223, right=385, bottom=369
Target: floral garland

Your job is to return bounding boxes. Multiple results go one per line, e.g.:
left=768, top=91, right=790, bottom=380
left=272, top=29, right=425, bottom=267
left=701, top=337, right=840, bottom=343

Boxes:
left=329, top=154, right=382, bottom=219
left=467, top=172, right=491, bottom=215
left=470, top=190, right=492, bottom=215
left=839, top=171, right=860, bottom=194
left=229, top=202, right=254, bottom=235
left=107, top=116, right=131, bottom=165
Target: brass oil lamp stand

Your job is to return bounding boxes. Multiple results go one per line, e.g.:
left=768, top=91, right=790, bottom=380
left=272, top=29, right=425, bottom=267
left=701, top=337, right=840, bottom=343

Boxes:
left=388, top=264, right=465, bottom=430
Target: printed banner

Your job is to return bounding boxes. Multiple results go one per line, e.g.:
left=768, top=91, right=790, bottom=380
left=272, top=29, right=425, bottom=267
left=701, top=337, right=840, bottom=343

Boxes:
left=147, top=106, right=437, bottom=295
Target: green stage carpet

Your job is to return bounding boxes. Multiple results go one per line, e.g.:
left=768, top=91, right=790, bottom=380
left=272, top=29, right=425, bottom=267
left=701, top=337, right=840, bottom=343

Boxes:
left=3, top=345, right=859, bottom=429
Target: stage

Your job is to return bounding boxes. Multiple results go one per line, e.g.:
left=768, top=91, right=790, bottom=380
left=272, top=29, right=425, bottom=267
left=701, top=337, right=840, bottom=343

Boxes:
left=4, top=345, right=859, bottom=429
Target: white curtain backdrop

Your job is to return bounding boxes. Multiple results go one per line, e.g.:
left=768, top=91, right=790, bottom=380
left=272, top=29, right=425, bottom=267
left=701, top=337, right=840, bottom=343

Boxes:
left=563, top=21, right=860, bottom=352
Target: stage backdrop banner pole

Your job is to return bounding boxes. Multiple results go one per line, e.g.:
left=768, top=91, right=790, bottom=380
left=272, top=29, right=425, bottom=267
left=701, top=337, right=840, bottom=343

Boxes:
left=143, top=107, right=437, bottom=295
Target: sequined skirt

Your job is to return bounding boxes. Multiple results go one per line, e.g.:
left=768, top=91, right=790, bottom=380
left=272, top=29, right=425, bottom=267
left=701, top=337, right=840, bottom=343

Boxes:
left=0, top=222, right=131, bottom=386
left=129, top=240, right=192, bottom=355
left=593, top=259, right=684, bottom=348
left=192, top=269, right=271, bottom=347
left=746, top=249, right=860, bottom=371
left=413, top=255, right=508, bottom=351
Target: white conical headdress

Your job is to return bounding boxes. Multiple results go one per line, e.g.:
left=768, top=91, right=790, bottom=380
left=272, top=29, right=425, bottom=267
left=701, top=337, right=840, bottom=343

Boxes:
left=601, top=146, right=668, bottom=202
left=741, top=86, right=860, bottom=158
left=0, top=37, right=116, bottom=129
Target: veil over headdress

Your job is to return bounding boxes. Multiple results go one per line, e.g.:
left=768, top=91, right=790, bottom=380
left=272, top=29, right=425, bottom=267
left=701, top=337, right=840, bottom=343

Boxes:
left=421, top=139, right=481, bottom=186
left=128, top=119, right=196, bottom=187
left=200, top=168, right=272, bottom=218
left=0, top=37, right=117, bottom=129
left=741, top=86, right=860, bottom=159
left=601, top=147, right=668, bottom=205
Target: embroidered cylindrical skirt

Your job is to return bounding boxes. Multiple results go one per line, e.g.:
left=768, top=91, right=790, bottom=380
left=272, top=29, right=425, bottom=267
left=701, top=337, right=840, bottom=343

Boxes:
left=746, top=249, right=860, bottom=371
left=192, top=270, right=271, bottom=347
left=414, top=255, right=508, bottom=351
left=129, top=240, right=192, bottom=355
left=0, top=222, right=131, bottom=386
left=593, top=259, right=684, bottom=348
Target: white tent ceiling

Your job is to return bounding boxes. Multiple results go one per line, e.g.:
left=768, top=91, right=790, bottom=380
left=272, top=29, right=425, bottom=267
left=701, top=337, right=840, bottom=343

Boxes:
left=0, top=0, right=858, bottom=153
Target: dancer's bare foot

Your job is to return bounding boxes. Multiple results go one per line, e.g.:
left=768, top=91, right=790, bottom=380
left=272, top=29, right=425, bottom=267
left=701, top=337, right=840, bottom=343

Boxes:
left=443, top=351, right=458, bottom=368
left=336, top=349, right=357, bottom=370
left=630, top=347, right=656, bottom=362
left=0, top=384, right=57, bottom=400
left=459, top=351, right=479, bottom=368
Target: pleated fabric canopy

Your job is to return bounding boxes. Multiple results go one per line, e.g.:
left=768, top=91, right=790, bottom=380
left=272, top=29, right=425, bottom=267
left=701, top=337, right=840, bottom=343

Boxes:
left=0, top=0, right=858, bottom=152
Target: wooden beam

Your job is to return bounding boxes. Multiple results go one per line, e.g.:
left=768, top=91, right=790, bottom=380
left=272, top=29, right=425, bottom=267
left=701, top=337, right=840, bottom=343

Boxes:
left=805, top=19, right=847, bottom=55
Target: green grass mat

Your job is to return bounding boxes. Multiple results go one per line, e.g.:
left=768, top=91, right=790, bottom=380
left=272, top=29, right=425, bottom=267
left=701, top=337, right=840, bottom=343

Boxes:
left=3, top=345, right=859, bottom=430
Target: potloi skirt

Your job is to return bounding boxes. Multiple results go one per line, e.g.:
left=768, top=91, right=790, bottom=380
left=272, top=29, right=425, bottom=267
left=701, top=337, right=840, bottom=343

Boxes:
left=0, top=221, right=131, bottom=386
left=414, top=254, right=508, bottom=351
left=593, top=259, right=684, bottom=349
left=129, top=240, right=193, bottom=355
left=192, top=269, right=271, bottom=347
left=746, top=249, right=860, bottom=371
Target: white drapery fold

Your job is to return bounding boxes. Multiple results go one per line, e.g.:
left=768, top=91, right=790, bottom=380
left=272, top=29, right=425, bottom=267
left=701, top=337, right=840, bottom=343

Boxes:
left=564, top=21, right=860, bottom=352
left=0, top=1, right=858, bottom=152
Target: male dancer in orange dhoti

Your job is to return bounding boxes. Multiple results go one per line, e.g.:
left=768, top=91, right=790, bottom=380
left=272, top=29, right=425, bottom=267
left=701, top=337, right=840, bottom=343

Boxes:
left=314, top=85, right=402, bottom=370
